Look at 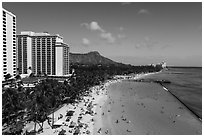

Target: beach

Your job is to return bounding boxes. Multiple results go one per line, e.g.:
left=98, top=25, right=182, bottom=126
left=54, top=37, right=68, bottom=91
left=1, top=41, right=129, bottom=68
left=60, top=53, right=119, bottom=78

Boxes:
left=94, top=80, right=201, bottom=135
left=22, top=73, right=202, bottom=135
left=22, top=76, right=123, bottom=135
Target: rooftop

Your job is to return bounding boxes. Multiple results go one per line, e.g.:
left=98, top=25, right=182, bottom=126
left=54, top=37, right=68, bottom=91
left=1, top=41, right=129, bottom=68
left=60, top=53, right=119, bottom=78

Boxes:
left=2, top=8, right=16, bottom=17
left=17, top=31, right=63, bottom=38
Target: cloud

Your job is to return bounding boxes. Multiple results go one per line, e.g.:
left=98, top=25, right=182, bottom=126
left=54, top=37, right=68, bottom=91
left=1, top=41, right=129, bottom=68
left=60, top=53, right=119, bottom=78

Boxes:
left=81, top=21, right=104, bottom=32
left=81, top=21, right=116, bottom=44
left=82, top=38, right=90, bottom=46
left=138, top=9, right=150, bottom=15
left=100, top=32, right=115, bottom=43
left=135, top=36, right=171, bottom=50
left=135, top=37, right=158, bottom=49
left=135, top=43, right=141, bottom=49
left=117, top=34, right=126, bottom=39
left=121, top=2, right=131, bottom=5
left=119, top=27, right=124, bottom=31
left=160, top=44, right=172, bottom=49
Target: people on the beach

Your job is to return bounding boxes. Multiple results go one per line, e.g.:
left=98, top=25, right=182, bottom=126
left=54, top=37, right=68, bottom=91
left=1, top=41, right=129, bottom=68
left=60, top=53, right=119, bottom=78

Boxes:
left=97, top=128, right=102, bottom=133
left=58, top=114, right=63, bottom=119
left=105, top=129, right=109, bottom=134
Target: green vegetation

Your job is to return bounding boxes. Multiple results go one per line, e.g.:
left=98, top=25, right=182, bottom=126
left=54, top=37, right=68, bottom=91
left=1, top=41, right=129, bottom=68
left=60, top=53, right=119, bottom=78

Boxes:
left=2, top=64, right=162, bottom=135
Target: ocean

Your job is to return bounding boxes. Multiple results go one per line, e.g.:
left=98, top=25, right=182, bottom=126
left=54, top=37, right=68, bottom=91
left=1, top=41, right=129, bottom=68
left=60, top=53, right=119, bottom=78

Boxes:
left=142, top=67, right=202, bottom=119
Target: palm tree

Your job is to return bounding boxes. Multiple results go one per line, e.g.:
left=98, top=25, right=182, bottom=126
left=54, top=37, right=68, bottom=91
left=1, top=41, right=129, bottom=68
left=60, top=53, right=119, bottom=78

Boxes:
left=4, top=73, right=12, bottom=81
left=42, top=79, right=57, bottom=127
left=2, top=87, right=26, bottom=135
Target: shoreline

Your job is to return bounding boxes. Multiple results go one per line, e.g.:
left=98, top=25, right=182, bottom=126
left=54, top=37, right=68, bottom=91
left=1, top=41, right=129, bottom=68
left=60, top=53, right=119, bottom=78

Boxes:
left=22, top=71, right=166, bottom=135
left=161, top=84, right=202, bottom=121
left=96, top=77, right=201, bottom=135
left=22, top=75, right=125, bottom=135
left=92, top=72, right=158, bottom=135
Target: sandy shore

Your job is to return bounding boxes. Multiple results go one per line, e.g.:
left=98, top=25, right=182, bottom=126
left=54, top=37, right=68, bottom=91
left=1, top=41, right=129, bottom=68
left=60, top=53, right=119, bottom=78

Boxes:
left=22, top=72, right=201, bottom=135
left=22, top=75, right=125, bottom=135
left=95, top=80, right=201, bottom=135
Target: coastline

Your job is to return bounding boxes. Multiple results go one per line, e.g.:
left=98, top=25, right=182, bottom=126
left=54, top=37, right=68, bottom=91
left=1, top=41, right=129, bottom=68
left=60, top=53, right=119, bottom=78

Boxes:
left=22, top=72, right=151, bottom=135
left=22, top=75, right=124, bottom=135
left=96, top=77, right=201, bottom=135
left=22, top=71, right=201, bottom=135
left=92, top=72, right=156, bottom=135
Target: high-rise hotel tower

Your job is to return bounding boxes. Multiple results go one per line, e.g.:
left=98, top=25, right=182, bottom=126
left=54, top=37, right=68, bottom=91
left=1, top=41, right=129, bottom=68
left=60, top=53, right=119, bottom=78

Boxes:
left=2, top=8, right=17, bottom=79
left=17, top=31, right=69, bottom=76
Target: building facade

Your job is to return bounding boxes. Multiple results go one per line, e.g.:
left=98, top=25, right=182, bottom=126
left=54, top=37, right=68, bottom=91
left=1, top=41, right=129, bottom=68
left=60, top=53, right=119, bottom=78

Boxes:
left=2, top=8, right=17, bottom=79
left=17, top=31, right=69, bottom=76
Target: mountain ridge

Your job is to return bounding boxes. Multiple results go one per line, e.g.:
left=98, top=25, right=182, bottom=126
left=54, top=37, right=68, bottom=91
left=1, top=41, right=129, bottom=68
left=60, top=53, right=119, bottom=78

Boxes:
left=69, top=51, right=126, bottom=66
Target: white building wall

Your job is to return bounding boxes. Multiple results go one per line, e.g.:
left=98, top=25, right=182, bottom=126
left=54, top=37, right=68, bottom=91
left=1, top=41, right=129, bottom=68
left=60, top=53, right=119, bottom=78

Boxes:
left=16, top=31, right=69, bottom=76
left=27, top=37, right=32, bottom=69
left=6, top=13, right=14, bottom=76
left=56, top=36, right=63, bottom=43
left=21, top=31, right=34, bottom=36
left=2, top=8, right=16, bottom=79
left=55, top=46, right=63, bottom=75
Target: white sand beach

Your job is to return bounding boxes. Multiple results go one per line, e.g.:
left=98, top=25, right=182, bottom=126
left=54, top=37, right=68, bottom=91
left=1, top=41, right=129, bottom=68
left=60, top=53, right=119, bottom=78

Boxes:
left=22, top=73, right=201, bottom=135
left=22, top=74, right=127, bottom=135
left=95, top=81, right=201, bottom=135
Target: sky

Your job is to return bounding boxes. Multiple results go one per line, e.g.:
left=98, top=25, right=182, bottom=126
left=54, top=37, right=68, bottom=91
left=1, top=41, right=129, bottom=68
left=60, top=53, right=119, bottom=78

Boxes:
left=2, top=2, right=202, bottom=66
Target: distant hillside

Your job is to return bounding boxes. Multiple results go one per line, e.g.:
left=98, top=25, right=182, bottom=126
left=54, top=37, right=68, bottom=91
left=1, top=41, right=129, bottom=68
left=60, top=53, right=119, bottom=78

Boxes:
left=69, top=51, right=125, bottom=66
